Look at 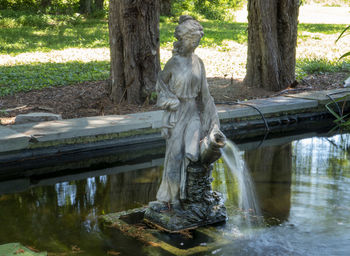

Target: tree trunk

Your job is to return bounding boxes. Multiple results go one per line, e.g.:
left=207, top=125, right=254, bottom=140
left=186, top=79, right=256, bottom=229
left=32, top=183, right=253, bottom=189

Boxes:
left=109, top=0, right=160, bottom=104
left=160, top=0, right=172, bottom=16
left=40, top=0, right=51, bottom=9
left=79, top=0, right=92, bottom=14
left=244, top=0, right=299, bottom=91
left=94, top=0, right=104, bottom=11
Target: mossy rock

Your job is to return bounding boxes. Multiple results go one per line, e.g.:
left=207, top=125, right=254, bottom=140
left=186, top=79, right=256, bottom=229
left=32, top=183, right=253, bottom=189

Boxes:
left=0, top=243, right=47, bottom=256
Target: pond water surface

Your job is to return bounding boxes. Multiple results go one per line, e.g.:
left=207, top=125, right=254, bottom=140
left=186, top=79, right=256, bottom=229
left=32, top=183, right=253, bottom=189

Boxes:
left=0, top=133, right=350, bottom=255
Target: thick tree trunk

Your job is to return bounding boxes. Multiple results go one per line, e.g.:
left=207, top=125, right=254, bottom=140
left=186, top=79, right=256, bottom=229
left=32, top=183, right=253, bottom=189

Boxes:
left=79, top=0, right=92, bottom=14
left=244, top=0, right=299, bottom=91
left=94, top=0, right=104, bottom=11
left=40, top=0, right=51, bottom=8
left=109, top=0, right=160, bottom=104
left=160, top=0, right=172, bottom=16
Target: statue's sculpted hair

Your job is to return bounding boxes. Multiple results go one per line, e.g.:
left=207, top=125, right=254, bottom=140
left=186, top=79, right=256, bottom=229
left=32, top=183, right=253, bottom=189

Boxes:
left=173, top=15, right=203, bottom=56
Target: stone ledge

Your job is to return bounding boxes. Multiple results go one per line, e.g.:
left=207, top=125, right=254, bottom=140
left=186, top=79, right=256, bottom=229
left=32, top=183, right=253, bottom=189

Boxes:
left=0, top=90, right=347, bottom=155
left=217, top=96, right=318, bottom=120
left=285, top=88, right=350, bottom=104
left=8, top=112, right=163, bottom=149
left=0, top=127, right=30, bottom=153
left=14, top=112, right=62, bottom=124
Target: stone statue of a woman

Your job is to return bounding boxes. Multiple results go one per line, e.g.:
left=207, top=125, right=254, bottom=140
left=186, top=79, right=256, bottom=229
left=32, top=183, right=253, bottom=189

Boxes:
left=145, top=15, right=227, bottom=231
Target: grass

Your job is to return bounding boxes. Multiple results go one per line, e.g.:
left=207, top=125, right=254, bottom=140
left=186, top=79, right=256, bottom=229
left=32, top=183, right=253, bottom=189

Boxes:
left=296, top=58, right=350, bottom=80
left=302, top=0, right=350, bottom=7
left=1, top=11, right=346, bottom=55
left=0, top=11, right=108, bottom=55
left=160, top=19, right=248, bottom=48
left=299, top=23, right=349, bottom=35
left=0, top=61, right=109, bottom=96
left=0, top=10, right=349, bottom=97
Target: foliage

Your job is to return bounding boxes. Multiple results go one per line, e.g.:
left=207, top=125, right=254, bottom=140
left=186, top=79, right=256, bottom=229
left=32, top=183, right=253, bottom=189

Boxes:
left=171, top=0, right=246, bottom=20
left=160, top=19, right=247, bottom=48
left=0, top=9, right=85, bottom=28
left=296, top=58, right=350, bottom=79
left=0, top=0, right=108, bottom=14
left=1, top=10, right=350, bottom=97
left=0, top=10, right=108, bottom=54
left=325, top=95, right=350, bottom=131
left=298, top=23, right=348, bottom=35
left=0, top=61, right=109, bottom=96
left=301, top=0, right=350, bottom=6
left=336, top=25, right=350, bottom=59
left=0, top=0, right=80, bottom=13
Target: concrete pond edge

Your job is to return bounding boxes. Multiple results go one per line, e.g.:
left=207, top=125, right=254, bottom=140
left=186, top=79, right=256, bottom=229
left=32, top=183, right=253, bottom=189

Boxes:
left=1, top=88, right=350, bottom=156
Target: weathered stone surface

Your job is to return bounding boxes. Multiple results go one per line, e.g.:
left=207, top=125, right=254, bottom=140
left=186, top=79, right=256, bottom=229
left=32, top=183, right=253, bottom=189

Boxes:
left=0, top=127, right=30, bottom=152
left=144, top=164, right=227, bottom=231
left=15, top=112, right=62, bottom=124
left=10, top=114, right=159, bottom=144
left=99, top=207, right=230, bottom=256
left=285, top=88, right=350, bottom=104
left=144, top=16, right=227, bottom=231
left=217, top=96, right=318, bottom=120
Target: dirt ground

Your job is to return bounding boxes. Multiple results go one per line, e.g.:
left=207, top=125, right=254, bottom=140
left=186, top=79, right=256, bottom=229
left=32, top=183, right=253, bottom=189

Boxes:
left=0, top=72, right=349, bottom=125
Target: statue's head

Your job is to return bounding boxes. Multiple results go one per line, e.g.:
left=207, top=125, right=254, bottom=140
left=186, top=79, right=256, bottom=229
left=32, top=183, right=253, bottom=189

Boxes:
left=173, top=15, right=204, bottom=56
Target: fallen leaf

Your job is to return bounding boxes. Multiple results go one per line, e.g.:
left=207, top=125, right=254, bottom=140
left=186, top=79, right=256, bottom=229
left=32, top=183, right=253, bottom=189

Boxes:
left=107, top=250, right=120, bottom=255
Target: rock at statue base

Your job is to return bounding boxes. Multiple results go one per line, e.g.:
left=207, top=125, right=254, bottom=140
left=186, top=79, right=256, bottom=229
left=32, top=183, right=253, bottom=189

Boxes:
left=144, top=163, right=227, bottom=232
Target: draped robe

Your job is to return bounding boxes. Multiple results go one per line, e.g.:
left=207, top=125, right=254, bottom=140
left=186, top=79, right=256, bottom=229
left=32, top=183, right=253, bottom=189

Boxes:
left=156, top=54, right=220, bottom=203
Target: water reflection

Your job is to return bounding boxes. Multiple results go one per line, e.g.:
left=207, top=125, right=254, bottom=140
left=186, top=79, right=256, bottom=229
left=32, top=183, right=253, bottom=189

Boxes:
left=0, top=167, right=162, bottom=255
left=1, top=134, right=350, bottom=255
left=210, top=134, right=350, bottom=255
left=245, top=143, right=292, bottom=223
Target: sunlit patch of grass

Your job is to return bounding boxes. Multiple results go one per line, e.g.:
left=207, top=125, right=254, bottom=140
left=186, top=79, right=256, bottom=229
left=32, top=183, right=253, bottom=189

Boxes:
left=0, top=10, right=109, bottom=55
left=298, top=23, right=348, bottom=34
left=160, top=20, right=248, bottom=48
left=298, top=34, right=312, bottom=42
left=296, top=57, right=350, bottom=79
left=0, top=61, right=109, bottom=96
left=1, top=10, right=350, bottom=96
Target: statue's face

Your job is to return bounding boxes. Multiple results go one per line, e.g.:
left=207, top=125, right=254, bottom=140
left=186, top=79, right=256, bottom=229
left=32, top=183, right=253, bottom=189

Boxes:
left=182, top=29, right=203, bottom=52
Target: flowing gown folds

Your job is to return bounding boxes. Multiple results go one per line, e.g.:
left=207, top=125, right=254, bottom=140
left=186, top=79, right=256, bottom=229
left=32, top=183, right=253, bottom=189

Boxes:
left=156, top=54, right=220, bottom=203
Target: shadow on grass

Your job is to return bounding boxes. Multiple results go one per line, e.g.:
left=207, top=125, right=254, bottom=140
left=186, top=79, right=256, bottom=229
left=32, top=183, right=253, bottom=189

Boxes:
left=0, top=23, right=109, bottom=55
left=1, top=18, right=248, bottom=54
left=0, top=61, right=110, bottom=96
left=160, top=21, right=248, bottom=47
left=298, top=23, right=347, bottom=34
left=296, top=58, right=350, bottom=76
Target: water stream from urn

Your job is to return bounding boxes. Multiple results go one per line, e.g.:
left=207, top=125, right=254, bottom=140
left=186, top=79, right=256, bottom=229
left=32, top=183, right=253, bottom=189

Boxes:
left=221, top=140, right=262, bottom=227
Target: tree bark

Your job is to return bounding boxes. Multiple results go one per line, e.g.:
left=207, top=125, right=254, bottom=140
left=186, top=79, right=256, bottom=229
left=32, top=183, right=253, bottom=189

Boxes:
left=160, top=0, right=172, bottom=16
left=109, top=0, right=160, bottom=104
left=94, top=0, right=104, bottom=11
left=79, top=0, right=92, bottom=14
left=244, top=0, right=299, bottom=91
left=40, top=0, right=51, bottom=9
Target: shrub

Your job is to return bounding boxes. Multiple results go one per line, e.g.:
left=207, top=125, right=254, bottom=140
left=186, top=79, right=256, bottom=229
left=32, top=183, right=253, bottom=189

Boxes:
left=171, top=0, right=246, bottom=20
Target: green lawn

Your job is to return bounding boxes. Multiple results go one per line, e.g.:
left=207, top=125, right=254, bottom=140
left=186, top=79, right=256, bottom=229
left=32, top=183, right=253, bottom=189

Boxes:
left=0, top=10, right=349, bottom=97
left=0, top=61, right=109, bottom=96
left=1, top=11, right=346, bottom=55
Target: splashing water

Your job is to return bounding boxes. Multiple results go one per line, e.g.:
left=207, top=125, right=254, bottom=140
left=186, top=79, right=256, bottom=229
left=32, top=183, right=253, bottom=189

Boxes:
left=221, top=140, right=262, bottom=227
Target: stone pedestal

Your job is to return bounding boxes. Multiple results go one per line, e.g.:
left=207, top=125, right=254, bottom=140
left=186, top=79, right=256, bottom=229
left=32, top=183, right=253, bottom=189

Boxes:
left=144, top=163, right=226, bottom=232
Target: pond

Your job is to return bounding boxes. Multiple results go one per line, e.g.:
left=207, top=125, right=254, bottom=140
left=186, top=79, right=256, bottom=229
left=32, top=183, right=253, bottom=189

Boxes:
left=0, top=133, right=349, bottom=255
